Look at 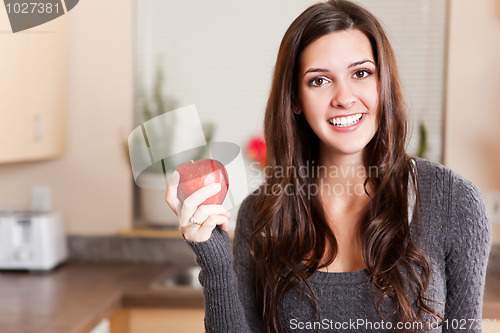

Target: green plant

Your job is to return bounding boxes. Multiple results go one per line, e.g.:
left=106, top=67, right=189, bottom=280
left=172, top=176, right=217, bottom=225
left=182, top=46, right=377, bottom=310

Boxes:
left=416, top=121, right=427, bottom=158
left=139, top=61, right=178, bottom=123
left=134, top=59, right=215, bottom=175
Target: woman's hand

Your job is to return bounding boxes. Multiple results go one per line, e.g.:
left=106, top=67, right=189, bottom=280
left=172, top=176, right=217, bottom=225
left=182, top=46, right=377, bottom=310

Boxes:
left=165, top=171, right=231, bottom=242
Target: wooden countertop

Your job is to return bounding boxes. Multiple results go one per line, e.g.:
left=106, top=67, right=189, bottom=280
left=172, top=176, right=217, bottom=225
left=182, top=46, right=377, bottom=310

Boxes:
left=0, top=263, right=499, bottom=333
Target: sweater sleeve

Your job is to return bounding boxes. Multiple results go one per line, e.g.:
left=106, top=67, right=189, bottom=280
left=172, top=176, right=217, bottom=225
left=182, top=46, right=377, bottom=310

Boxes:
left=185, top=194, right=261, bottom=332
left=444, top=174, right=492, bottom=332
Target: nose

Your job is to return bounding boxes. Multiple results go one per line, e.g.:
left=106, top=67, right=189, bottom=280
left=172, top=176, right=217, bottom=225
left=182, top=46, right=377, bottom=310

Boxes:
left=331, top=81, right=355, bottom=109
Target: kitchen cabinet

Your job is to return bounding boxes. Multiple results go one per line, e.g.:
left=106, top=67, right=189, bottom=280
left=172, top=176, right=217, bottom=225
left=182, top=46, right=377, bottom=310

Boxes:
left=0, top=17, right=67, bottom=163
left=109, top=308, right=205, bottom=333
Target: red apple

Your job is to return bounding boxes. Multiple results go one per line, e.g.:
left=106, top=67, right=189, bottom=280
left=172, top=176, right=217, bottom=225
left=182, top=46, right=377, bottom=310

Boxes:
left=175, top=159, right=229, bottom=205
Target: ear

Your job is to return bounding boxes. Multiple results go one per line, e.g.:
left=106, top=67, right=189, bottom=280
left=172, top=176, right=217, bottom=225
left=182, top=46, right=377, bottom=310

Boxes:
left=292, top=95, right=302, bottom=114
left=293, top=103, right=302, bottom=115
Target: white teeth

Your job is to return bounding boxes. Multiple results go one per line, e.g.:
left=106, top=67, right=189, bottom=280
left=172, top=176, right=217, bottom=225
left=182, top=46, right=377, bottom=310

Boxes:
left=328, top=113, right=363, bottom=127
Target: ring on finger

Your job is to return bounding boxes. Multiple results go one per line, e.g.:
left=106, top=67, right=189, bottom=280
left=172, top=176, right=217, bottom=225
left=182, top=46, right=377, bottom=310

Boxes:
left=190, top=216, right=203, bottom=225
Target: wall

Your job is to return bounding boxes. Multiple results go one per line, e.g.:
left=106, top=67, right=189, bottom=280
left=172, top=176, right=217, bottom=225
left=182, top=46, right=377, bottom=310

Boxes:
left=445, top=0, right=500, bottom=191
left=445, top=0, right=500, bottom=242
left=0, top=0, right=134, bottom=235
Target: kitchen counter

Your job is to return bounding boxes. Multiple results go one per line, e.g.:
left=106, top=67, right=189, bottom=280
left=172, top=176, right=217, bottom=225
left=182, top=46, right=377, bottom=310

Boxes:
left=0, top=263, right=499, bottom=333
left=0, top=263, right=203, bottom=333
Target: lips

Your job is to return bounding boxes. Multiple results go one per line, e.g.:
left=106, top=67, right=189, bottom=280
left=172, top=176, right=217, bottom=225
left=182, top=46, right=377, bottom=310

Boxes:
left=327, top=113, right=364, bottom=127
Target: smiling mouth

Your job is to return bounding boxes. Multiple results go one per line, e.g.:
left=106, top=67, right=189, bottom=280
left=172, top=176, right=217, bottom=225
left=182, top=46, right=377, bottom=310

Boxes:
left=328, top=113, right=364, bottom=127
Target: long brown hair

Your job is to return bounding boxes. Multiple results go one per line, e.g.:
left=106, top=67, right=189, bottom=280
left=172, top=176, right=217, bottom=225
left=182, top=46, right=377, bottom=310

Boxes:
left=249, top=1, right=443, bottom=332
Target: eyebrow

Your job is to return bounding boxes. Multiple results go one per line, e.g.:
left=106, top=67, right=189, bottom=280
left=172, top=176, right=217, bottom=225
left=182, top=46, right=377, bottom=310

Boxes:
left=348, top=59, right=375, bottom=69
left=303, top=59, right=376, bottom=76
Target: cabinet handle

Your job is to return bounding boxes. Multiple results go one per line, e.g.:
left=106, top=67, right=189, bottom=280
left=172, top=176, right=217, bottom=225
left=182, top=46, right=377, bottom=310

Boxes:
left=34, top=114, right=44, bottom=141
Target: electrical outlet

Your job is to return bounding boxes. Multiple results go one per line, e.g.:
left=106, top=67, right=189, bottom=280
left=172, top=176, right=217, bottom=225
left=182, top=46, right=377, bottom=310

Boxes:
left=487, top=191, right=500, bottom=224
left=31, top=185, right=52, bottom=211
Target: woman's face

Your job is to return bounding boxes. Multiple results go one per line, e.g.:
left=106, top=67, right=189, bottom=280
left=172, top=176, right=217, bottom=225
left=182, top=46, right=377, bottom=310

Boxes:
left=297, top=29, right=379, bottom=160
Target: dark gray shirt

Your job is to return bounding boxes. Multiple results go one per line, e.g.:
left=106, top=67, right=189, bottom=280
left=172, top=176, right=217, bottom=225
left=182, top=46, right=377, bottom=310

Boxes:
left=186, top=158, right=492, bottom=332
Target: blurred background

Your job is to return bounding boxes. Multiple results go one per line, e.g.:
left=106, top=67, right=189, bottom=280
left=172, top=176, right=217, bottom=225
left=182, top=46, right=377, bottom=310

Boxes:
left=1, top=0, right=500, bottom=332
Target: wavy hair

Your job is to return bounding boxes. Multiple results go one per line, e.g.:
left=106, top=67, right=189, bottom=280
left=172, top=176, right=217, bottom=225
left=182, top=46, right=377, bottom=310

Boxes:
left=249, top=1, right=443, bottom=332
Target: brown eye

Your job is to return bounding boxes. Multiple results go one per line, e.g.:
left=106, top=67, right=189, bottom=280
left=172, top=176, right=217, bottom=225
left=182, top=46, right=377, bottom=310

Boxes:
left=314, top=78, right=324, bottom=85
left=309, top=77, right=327, bottom=86
left=353, top=69, right=372, bottom=79
left=355, top=71, right=365, bottom=78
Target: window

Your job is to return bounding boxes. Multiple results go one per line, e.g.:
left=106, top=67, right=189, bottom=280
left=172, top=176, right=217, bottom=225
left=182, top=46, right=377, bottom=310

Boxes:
left=134, top=0, right=447, bottom=163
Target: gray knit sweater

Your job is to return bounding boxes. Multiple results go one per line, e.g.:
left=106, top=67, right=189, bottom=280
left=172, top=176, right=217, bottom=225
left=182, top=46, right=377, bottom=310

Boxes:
left=186, top=158, right=492, bottom=332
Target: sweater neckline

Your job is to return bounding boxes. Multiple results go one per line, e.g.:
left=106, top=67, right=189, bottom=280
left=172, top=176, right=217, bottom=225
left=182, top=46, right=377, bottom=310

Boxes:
left=308, top=268, right=370, bottom=285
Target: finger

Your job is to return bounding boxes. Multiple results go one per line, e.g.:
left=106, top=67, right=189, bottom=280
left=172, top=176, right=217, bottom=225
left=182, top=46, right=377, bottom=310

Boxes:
left=181, top=215, right=229, bottom=242
left=220, top=220, right=230, bottom=232
left=187, top=205, right=231, bottom=228
left=165, top=171, right=181, bottom=215
left=196, top=215, right=229, bottom=236
left=179, top=183, right=222, bottom=225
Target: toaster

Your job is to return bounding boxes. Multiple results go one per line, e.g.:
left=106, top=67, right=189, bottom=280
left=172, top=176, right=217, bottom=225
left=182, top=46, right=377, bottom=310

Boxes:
left=0, top=210, right=68, bottom=271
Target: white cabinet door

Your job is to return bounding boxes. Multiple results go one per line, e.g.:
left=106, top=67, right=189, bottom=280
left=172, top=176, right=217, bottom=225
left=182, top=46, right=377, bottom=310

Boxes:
left=89, top=319, right=110, bottom=333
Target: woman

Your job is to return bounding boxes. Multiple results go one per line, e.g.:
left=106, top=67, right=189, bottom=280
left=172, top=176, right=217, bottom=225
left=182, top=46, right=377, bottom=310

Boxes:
left=166, top=1, right=491, bottom=332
